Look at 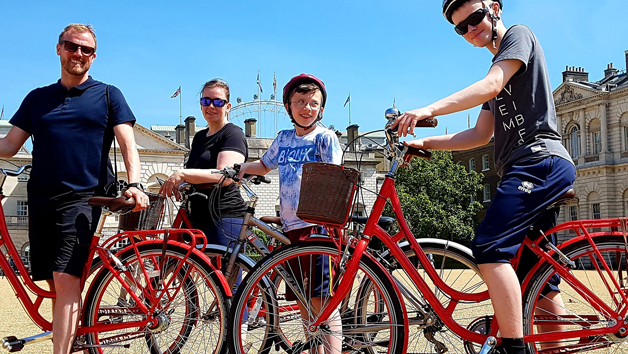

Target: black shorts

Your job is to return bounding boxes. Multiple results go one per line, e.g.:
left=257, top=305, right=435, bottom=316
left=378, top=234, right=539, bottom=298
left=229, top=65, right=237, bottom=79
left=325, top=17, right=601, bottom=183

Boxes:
left=28, top=193, right=101, bottom=281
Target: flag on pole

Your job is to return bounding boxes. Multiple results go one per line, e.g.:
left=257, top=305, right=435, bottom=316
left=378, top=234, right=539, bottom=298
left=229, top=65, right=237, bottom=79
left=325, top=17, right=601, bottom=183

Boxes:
left=0, top=105, right=4, bottom=120
left=273, top=72, right=277, bottom=94
left=257, top=72, right=263, bottom=93
left=344, top=94, right=351, bottom=107
left=171, top=86, right=181, bottom=98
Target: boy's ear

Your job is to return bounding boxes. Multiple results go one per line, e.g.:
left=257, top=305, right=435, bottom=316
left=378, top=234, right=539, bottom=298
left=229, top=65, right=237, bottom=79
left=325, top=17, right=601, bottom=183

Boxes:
left=284, top=103, right=291, bottom=114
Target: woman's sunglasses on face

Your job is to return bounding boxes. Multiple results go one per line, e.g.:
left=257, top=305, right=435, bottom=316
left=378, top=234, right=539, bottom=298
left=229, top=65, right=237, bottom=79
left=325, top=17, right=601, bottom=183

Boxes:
left=200, top=97, right=228, bottom=107
left=59, top=40, right=95, bottom=56
left=454, top=8, right=488, bottom=35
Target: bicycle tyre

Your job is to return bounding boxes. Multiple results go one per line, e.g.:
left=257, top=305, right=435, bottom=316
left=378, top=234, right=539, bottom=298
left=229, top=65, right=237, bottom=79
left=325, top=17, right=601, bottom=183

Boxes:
left=228, top=240, right=406, bottom=354
left=83, top=242, right=229, bottom=354
left=368, top=239, right=491, bottom=354
left=522, top=235, right=628, bottom=353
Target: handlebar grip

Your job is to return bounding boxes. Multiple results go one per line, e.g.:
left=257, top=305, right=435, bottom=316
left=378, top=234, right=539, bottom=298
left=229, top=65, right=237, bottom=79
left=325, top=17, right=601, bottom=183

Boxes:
left=416, top=118, right=438, bottom=128
left=405, top=146, right=432, bottom=159
left=245, top=174, right=272, bottom=184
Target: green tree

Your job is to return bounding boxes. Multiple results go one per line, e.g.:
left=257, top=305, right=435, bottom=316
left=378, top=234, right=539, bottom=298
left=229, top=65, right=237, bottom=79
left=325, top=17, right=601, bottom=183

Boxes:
left=384, top=150, right=484, bottom=245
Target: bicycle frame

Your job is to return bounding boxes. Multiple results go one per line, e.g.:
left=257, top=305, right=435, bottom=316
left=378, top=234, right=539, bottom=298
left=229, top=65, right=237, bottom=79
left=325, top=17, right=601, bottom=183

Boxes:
left=308, top=151, right=628, bottom=347
left=0, top=189, right=230, bottom=351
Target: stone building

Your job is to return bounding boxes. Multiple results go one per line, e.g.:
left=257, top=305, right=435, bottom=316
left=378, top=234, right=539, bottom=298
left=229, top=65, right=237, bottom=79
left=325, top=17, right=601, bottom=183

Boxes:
left=453, top=49, right=628, bottom=239
left=553, top=51, right=628, bottom=230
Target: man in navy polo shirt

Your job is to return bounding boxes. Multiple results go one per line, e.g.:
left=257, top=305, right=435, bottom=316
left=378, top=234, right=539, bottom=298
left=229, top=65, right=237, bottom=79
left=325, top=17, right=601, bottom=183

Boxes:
left=0, top=24, right=148, bottom=354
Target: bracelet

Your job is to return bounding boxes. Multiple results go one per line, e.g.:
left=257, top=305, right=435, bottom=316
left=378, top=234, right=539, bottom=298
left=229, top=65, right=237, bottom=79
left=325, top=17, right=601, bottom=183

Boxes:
left=127, top=182, right=144, bottom=191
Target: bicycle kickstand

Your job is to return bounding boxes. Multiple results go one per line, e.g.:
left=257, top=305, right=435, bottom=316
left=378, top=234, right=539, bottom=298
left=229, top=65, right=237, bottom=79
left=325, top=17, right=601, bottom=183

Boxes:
left=478, top=336, right=497, bottom=354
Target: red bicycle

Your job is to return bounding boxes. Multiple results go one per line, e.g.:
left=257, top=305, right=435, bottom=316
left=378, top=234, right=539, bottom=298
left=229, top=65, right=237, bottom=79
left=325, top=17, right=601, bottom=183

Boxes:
left=0, top=165, right=230, bottom=353
left=228, top=108, right=628, bottom=354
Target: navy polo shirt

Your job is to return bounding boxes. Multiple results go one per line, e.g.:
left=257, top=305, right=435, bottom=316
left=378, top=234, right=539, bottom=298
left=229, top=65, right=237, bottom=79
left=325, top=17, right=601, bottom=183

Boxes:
left=10, top=76, right=136, bottom=197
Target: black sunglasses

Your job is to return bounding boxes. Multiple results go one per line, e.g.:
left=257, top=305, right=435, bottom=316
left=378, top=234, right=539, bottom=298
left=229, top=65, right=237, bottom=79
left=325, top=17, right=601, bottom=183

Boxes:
left=59, top=40, right=95, bottom=56
left=200, top=97, right=228, bottom=107
left=454, top=8, right=488, bottom=35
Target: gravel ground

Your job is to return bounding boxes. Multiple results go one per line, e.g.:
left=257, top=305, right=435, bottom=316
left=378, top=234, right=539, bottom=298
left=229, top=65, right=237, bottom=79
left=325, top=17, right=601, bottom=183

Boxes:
left=0, top=278, right=53, bottom=353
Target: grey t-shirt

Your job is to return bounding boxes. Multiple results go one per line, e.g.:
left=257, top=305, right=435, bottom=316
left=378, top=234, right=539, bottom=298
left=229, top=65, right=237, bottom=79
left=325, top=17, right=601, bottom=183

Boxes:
left=482, top=25, right=572, bottom=176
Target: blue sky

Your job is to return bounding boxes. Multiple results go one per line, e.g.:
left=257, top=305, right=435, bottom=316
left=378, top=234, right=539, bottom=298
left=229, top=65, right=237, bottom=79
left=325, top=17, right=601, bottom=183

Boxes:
left=1, top=0, right=627, bottom=140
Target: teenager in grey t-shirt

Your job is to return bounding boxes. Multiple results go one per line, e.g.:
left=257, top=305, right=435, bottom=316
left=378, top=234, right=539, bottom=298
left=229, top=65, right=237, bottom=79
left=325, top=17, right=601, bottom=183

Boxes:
left=392, top=1, right=576, bottom=353
left=482, top=24, right=572, bottom=176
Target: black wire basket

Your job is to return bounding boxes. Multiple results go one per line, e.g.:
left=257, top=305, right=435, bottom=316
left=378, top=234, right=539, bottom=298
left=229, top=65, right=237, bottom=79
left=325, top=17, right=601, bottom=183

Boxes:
left=118, top=192, right=165, bottom=231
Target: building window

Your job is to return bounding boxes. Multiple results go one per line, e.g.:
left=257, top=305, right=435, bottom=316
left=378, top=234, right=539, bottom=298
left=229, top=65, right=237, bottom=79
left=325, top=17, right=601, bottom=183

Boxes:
left=18, top=174, right=29, bottom=182
left=569, top=205, right=578, bottom=221
left=568, top=126, right=580, bottom=158
left=468, top=158, right=476, bottom=172
left=592, top=131, right=602, bottom=155
left=483, top=184, right=491, bottom=202
left=591, top=203, right=601, bottom=219
left=624, top=126, right=628, bottom=151
left=482, top=155, right=489, bottom=171
left=17, top=200, right=28, bottom=224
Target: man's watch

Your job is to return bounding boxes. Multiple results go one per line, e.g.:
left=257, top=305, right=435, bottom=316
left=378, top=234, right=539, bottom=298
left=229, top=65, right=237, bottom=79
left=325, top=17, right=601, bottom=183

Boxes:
left=127, top=182, right=145, bottom=191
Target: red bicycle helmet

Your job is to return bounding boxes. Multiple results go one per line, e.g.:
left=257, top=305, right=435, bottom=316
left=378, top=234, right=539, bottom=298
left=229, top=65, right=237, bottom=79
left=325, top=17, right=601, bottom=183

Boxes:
left=282, top=74, right=327, bottom=107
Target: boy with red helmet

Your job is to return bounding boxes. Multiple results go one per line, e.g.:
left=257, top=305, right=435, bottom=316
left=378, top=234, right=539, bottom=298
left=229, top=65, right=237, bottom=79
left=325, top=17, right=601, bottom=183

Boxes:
left=239, top=74, right=343, bottom=353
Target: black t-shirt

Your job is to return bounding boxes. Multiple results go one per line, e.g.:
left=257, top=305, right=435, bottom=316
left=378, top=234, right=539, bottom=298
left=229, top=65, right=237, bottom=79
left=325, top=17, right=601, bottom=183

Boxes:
left=186, top=123, right=249, bottom=225
left=10, top=76, right=136, bottom=198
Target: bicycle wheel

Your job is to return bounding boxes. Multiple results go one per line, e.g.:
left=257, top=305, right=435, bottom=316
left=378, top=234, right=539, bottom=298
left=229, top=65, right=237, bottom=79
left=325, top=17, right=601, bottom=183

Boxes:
left=83, top=242, right=229, bottom=354
left=229, top=240, right=405, bottom=354
left=523, top=235, right=628, bottom=353
left=370, top=239, right=491, bottom=354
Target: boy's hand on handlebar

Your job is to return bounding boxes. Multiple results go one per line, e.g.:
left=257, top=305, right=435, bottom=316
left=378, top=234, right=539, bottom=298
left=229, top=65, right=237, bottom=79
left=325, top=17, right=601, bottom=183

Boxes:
left=125, top=187, right=149, bottom=212
left=394, top=108, right=433, bottom=137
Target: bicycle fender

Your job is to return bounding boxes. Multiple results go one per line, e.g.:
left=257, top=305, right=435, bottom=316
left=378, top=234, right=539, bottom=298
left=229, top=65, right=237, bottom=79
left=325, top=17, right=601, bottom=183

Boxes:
left=380, top=238, right=475, bottom=262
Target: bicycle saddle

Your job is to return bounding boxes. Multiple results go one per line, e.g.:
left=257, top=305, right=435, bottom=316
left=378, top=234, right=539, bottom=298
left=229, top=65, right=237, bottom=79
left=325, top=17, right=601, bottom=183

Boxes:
left=547, top=188, right=577, bottom=210
left=88, top=196, right=136, bottom=213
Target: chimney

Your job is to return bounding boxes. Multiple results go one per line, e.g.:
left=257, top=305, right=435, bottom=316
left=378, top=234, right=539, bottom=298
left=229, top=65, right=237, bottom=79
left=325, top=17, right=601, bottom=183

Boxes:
left=334, top=129, right=343, bottom=141
left=346, top=124, right=359, bottom=152
left=184, top=116, right=196, bottom=149
left=625, top=50, right=628, bottom=74
left=604, top=63, right=619, bottom=78
left=244, top=118, right=257, bottom=137
left=562, top=66, right=589, bottom=83
left=175, top=124, right=185, bottom=145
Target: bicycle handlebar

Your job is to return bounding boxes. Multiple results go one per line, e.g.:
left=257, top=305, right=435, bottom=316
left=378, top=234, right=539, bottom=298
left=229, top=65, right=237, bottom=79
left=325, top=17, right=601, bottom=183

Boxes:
left=0, top=164, right=32, bottom=177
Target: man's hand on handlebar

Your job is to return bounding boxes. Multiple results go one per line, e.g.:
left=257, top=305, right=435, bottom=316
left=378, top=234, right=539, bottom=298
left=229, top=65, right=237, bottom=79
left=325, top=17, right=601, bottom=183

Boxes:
left=392, top=107, right=434, bottom=137
left=124, top=187, right=149, bottom=212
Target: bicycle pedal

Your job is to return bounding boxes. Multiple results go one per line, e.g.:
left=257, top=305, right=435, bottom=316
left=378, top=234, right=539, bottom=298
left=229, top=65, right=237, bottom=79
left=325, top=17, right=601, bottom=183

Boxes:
left=2, top=336, right=25, bottom=352
left=478, top=336, right=497, bottom=354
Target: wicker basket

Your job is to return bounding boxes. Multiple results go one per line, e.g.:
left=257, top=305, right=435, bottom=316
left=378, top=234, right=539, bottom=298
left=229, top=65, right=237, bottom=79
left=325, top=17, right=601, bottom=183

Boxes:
left=118, top=192, right=165, bottom=231
left=297, top=163, right=360, bottom=226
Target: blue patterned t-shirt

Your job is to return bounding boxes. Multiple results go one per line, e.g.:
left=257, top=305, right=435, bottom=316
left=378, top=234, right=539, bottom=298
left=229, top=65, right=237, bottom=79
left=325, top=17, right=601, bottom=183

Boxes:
left=262, top=126, right=342, bottom=231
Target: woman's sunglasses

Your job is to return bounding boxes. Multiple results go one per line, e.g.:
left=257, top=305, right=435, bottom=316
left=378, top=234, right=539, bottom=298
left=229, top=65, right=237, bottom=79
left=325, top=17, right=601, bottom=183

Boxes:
left=454, top=8, right=488, bottom=35
left=200, top=97, right=228, bottom=107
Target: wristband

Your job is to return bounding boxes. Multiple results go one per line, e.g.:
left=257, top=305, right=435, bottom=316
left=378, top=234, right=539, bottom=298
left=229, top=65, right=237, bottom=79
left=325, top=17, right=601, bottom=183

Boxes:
left=127, top=182, right=144, bottom=191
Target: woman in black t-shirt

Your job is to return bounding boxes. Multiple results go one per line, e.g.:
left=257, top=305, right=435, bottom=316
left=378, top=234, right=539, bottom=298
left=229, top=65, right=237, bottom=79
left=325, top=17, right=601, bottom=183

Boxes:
left=161, top=78, right=248, bottom=253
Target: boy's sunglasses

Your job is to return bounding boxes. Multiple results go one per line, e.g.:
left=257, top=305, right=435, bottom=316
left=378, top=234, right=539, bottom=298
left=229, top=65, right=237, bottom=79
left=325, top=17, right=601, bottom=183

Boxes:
left=454, top=8, right=488, bottom=35
left=200, top=97, right=228, bottom=107
left=59, top=40, right=95, bottom=56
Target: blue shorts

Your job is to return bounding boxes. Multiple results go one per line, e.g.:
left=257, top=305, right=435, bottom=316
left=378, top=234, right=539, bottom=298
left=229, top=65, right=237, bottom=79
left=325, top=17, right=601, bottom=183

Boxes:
left=195, top=217, right=245, bottom=289
left=471, top=156, right=576, bottom=289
